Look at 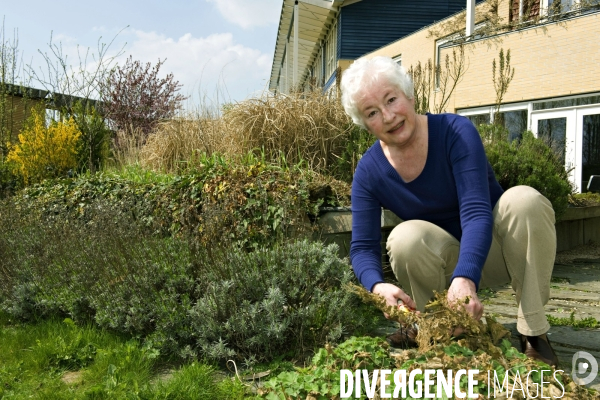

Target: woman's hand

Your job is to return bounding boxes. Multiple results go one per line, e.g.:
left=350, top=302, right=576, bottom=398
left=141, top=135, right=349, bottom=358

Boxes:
left=447, top=277, right=483, bottom=321
left=372, top=282, right=417, bottom=318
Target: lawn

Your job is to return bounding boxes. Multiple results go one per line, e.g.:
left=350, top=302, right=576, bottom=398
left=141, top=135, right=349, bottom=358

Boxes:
left=0, top=312, right=247, bottom=399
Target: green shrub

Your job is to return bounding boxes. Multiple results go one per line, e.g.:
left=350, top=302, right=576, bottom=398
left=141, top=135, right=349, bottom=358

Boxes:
left=0, top=159, right=22, bottom=198
left=70, top=101, right=112, bottom=173
left=570, top=192, right=600, bottom=207
left=0, top=202, right=372, bottom=364
left=144, top=362, right=246, bottom=399
left=9, top=155, right=349, bottom=250
left=479, top=124, right=573, bottom=220
left=333, top=124, right=376, bottom=183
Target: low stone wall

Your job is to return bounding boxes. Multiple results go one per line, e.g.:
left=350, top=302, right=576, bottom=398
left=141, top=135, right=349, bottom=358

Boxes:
left=556, top=206, right=600, bottom=252
left=317, top=206, right=600, bottom=257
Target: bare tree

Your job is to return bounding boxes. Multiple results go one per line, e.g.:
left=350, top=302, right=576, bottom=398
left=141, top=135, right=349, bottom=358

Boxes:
left=24, top=30, right=126, bottom=172
left=492, top=48, right=515, bottom=125
left=433, top=45, right=467, bottom=114
left=408, top=45, right=467, bottom=115
left=27, top=30, right=125, bottom=110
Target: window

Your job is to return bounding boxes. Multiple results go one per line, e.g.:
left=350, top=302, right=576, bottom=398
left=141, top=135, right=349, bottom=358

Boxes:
left=460, top=94, right=600, bottom=193
left=465, top=113, right=491, bottom=127
left=393, top=55, right=402, bottom=66
left=510, top=0, right=541, bottom=22
left=582, top=113, right=600, bottom=190
left=496, top=110, right=529, bottom=140
left=533, top=94, right=600, bottom=110
left=45, top=108, right=60, bottom=125
left=315, top=46, right=324, bottom=86
left=458, top=104, right=529, bottom=141
left=324, top=20, right=337, bottom=81
left=537, top=117, right=567, bottom=163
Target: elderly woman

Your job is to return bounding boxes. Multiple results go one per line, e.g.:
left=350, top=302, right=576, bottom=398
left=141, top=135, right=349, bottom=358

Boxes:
left=341, top=56, right=558, bottom=367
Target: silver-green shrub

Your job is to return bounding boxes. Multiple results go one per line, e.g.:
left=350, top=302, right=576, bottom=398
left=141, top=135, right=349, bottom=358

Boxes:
left=0, top=203, right=371, bottom=364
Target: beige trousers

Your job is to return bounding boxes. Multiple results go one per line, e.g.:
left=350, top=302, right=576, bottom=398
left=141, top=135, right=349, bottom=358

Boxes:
left=386, top=185, right=556, bottom=336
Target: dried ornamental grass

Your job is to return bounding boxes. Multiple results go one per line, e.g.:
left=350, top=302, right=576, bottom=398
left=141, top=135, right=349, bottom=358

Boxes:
left=140, top=114, right=229, bottom=173
left=347, top=283, right=504, bottom=354
left=221, top=90, right=354, bottom=174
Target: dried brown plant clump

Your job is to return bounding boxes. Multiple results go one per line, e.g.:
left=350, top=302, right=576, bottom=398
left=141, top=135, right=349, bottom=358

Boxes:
left=111, top=127, right=146, bottom=167
left=221, top=90, right=354, bottom=174
left=347, top=283, right=509, bottom=354
left=140, top=113, right=229, bottom=173
left=348, top=283, right=599, bottom=399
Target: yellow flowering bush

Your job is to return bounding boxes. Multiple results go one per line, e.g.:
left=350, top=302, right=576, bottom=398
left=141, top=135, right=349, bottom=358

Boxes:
left=7, top=109, right=81, bottom=184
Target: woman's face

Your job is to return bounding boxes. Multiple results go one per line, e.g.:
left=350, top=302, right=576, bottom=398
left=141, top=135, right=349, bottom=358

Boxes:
left=355, top=78, right=418, bottom=149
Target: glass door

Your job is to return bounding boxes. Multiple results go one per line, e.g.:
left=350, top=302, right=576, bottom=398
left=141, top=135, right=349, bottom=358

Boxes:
left=531, top=109, right=577, bottom=190
left=579, top=106, right=600, bottom=191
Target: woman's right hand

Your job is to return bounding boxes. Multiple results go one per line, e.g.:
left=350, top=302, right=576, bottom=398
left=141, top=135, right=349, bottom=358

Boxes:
left=372, top=282, right=417, bottom=318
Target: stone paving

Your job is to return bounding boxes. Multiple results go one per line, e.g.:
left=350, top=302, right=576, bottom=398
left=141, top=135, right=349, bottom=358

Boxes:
left=483, top=258, right=600, bottom=391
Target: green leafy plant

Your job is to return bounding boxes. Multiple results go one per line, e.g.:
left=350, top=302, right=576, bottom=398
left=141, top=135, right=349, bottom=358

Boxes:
left=570, top=192, right=600, bottom=207
left=7, top=154, right=349, bottom=250
left=255, top=336, right=593, bottom=400
left=480, top=124, right=572, bottom=220
left=70, top=101, right=112, bottom=173
left=334, top=124, right=376, bottom=183
left=0, top=158, right=21, bottom=198
left=547, top=311, right=599, bottom=329
left=0, top=313, right=246, bottom=398
left=0, top=198, right=371, bottom=364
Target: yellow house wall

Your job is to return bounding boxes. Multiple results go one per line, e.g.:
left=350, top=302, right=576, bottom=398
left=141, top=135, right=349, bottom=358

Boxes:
left=446, top=12, right=600, bottom=110
left=337, top=59, right=354, bottom=72
left=338, top=1, right=600, bottom=113
left=366, top=25, right=436, bottom=75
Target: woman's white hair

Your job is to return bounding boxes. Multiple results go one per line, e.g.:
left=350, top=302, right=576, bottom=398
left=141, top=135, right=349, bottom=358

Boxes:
left=340, top=56, right=414, bottom=128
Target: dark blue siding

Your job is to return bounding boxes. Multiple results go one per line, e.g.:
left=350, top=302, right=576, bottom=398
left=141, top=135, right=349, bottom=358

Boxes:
left=339, top=0, right=484, bottom=59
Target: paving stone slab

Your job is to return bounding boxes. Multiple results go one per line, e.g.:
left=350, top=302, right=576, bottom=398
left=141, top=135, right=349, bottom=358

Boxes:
left=500, top=322, right=600, bottom=391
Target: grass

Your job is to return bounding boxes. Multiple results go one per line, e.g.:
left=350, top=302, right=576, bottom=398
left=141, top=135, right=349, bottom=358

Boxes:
left=551, top=276, right=571, bottom=284
left=547, top=311, right=600, bottom=329
left=101, top=163, right=176, bottom=184
left=0, top=312, right=247, bottom=399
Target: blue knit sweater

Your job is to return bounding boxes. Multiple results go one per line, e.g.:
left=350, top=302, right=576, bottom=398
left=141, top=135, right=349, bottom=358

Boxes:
left=350, top=113, right=504, bottom=292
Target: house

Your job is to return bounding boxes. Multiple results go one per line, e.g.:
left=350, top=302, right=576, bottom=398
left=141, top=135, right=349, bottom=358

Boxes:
left=0, top=83, right=49, bottom=148
left=364, top=0, right=600, bottom=193
left=269, top=0, right=600, bottom=193
left=269, top=0, right=485, bottom=94
left=0, top=83, right=102, bottom=157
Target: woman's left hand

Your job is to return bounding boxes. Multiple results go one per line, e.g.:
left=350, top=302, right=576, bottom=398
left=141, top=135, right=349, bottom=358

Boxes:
left=447, top=277, right=483, bottom=321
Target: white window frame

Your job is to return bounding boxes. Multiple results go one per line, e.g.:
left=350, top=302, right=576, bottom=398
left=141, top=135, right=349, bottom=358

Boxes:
left=324, top=19, right=337, bottom=81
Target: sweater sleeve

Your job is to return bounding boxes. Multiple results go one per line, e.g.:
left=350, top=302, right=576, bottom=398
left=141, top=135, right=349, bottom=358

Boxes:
left=349, top=159, right=385, bottom=292
left=446, top=116, right=494, bottom=289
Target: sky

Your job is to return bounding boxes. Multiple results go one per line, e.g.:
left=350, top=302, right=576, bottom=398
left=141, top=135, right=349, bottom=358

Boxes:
left=1, top=0, right=281, bottom=109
